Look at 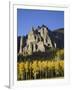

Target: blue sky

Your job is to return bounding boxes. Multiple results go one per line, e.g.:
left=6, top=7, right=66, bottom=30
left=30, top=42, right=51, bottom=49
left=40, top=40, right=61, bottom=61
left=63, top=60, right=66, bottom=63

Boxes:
left=17, top=9, right=64, bottom=36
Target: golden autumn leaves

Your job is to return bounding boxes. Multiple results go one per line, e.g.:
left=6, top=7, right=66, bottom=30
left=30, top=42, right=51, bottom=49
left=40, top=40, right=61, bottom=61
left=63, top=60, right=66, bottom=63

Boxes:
left=17, top=49, right=64, bottom=80
left=17, top=60, right=64, bottom=80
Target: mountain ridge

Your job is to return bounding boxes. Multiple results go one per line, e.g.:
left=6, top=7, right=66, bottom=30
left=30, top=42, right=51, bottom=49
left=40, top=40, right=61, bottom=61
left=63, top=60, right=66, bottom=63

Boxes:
left=17, top=25, right=64, bottom=56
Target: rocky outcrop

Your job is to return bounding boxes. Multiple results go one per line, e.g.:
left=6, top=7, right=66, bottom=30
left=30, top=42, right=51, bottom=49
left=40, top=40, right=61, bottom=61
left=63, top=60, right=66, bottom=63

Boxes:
left=18, top=25, right=64, bottom=56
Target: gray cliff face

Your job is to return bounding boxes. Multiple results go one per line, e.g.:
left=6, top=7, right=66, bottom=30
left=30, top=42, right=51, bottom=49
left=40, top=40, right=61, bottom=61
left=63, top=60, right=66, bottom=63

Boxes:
left=18, top=25, right=64, bottom=56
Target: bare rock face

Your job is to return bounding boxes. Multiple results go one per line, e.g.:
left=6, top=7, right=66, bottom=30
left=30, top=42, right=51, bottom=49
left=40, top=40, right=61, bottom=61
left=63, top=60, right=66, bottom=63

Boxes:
left=18, top=25, right=64, bottom=56
left=37, top=41, right=45, bottom=52
left=19, top=36, right=23, bottom=54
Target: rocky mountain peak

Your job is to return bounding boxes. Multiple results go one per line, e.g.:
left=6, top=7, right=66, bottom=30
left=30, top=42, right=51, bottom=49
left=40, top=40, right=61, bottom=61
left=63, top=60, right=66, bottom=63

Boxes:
left=17, top=25, right=64, bottom=56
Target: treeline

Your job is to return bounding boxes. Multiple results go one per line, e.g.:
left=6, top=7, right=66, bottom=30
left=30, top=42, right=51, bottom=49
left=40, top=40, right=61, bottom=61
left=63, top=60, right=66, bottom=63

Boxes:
left=17, top=49, right=64, bottom=62
left=17, top=60, right=64, bottom=80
